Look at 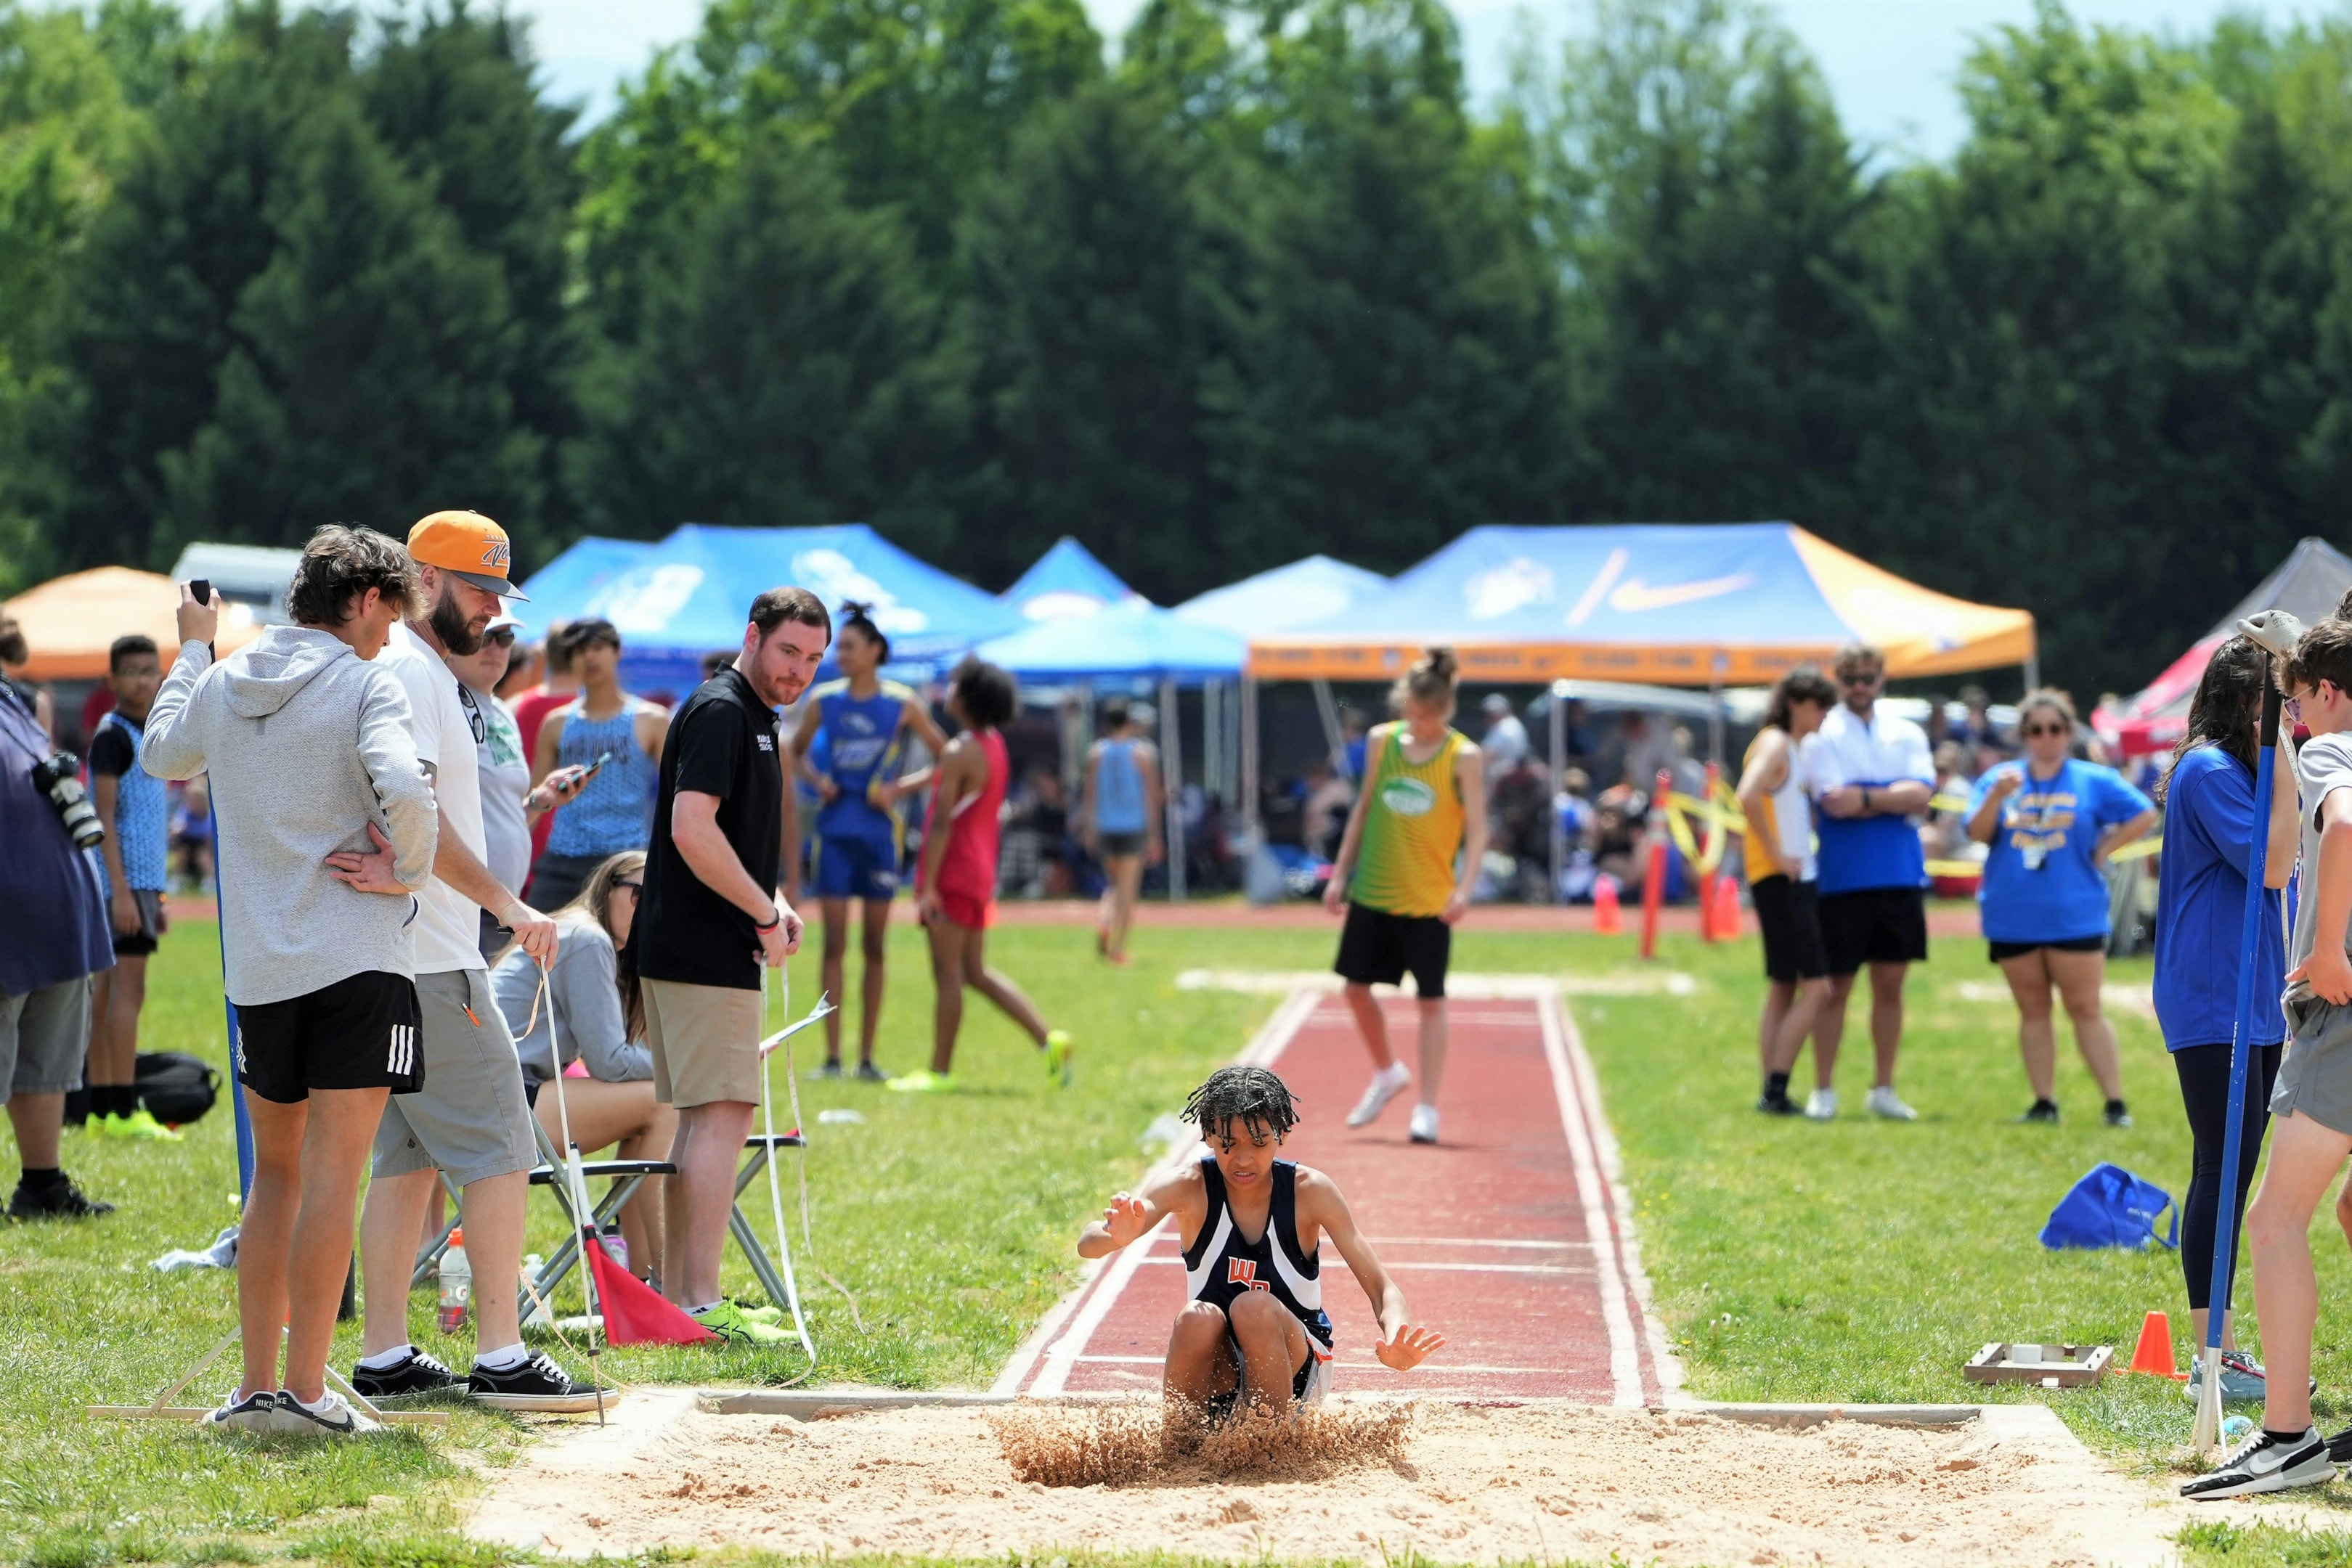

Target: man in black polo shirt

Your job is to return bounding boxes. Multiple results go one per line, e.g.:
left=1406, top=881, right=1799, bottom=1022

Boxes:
left=632, top=586, right=829, bottom=1343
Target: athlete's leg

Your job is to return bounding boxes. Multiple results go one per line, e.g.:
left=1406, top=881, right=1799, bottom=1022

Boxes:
left=858, top=897, right=891, bottom=1066
left=925, top=917, right=969, bottom=1074
left=1758, top=979, right=1792, bottom=1078
left=2246, top=1111, right=2352, bottom=1433
left=1998, top=948, right=2058, bottom=1103
left=1165, top=1299, right=1240, bottom=1409
left=1415, top=997, right=1449, bottom=1106
left=1812, top=972, right=1857, bottom=1090
left=1768, top=978, right=1828, bottom=1077
left=2048, top=947, right=2124, bottom=1103
left=1107, top=853, right=1143, bottom=959
left=964, top=926, right=1051, bottom=1046
left=818, top=897, right=852, bottom=1064
left=1226, top=1289, right=1311, bottom=1411
left=1868, top=960, right=1908, bottom=1090
left=1343, top=982, right=1394, bottom=1071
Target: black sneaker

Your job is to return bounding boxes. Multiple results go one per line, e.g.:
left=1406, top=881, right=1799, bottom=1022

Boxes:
left=2018, top=1100, right=2059, bottom=1124
left=2327, top=1424, right=2352, bottom=1466
left=7, top=1177, right=114, bottom=1218
left=1756, top=1092, right=1799, bottom=1116
left=813, top=1061, right=845, bottom=1080
left=2181, top=1426, right=2333, bottom=1498
left=468, top=1349, right=610, bottom=1413
left=854, top=1061, right=889, bottom=1084
left=350, top=1347, right=463, bottom=1402
left=2104, top=1099, right=2133, bottom=1128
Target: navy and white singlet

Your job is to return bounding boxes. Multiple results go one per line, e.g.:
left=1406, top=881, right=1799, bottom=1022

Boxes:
left=1181, top=1156, right=1335, bottom=1387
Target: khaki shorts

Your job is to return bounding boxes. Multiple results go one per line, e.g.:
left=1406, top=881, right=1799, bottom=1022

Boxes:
left=643, top=977, right=765, bottom=1108
left=2274, top=993, right=2352, bottom=1138
left=372, top=968, right=538, bottom=1187
left=1, top=976, right=91, bottom=1101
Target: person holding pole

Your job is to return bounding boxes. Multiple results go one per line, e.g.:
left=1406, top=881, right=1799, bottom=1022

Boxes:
left=141, top=528, right=439, bottom=1435
left=1735, top=666, right=1836, bottom=1116
left=2154, top=635, right=2298, bottom=1407
left=630, top=587, right=824, bottom=1342
left=2187, top=613, right=2352, bottom=1499
left=1324, top=648, right=1489, bottom=1147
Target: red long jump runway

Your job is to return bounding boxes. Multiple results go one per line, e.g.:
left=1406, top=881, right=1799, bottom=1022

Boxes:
left=995, top=984, right=1678, bottom=1406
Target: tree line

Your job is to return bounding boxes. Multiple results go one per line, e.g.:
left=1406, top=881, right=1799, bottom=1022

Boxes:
left=5, top=0, right=2351, bottom=698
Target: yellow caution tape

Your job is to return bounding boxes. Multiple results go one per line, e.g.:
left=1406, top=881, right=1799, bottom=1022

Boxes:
left=1923, top=838, right=2160, bottom=883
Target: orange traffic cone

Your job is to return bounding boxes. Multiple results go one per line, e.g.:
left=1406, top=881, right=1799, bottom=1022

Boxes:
left=2129, top=1310, right=2185, bottom=1379
left=1593, top=875, right=1624, bottom=935
left=1714, top=875, right=1742, bottom=939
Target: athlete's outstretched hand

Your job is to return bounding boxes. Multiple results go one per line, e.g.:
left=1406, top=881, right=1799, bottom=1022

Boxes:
left=1374, top=1323, right=1446, bottom=1371
left=1101, top=1192, right=1152, bottom=1250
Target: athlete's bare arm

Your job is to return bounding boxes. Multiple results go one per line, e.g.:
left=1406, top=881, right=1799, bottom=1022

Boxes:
left=1447, top=737, right=1487, bottom=925
left=1078, top=1161, right=1206, bottom=1258
left=1322, top=722, right=1394, bottom=914
left=789, top=696, right=834, bottom=796
left=1294, top=1166, right=1445, bottom=1371
left=903, top=694, right=950, bottom=757
left=1735, top=729, right=1792, bottom=880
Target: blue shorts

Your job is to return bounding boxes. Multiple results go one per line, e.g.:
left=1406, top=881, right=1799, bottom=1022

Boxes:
left=813, top=834, right=900, bottom=900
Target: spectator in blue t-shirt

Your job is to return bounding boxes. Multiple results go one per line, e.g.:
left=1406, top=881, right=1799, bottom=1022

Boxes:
left=2153, top=635, right=2297, bottom=1401
left=1966, top=689, right=2157, bottom=1127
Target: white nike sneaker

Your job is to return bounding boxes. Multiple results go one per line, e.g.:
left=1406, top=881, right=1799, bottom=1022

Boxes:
left=1866, top=1085, right=1918, bottom=1121
left=1408, top=1104, right=1439, bottom=1144
left=1804, top=1087, right=1837, bottom=1121
left=1347, top=1063, right=1412, bottom=1127
left=2181, top=1424, right=2333, bottom=1499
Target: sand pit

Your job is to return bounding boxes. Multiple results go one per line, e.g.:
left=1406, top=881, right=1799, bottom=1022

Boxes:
left=470, top=1392, right=2207, bottom=1566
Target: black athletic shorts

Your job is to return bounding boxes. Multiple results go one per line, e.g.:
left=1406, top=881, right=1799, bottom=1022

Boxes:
left=1817, top=886, right=1928, bottom=976
left=1334, top=902, right=1450, bottom=998
left=235, top=970, right=425, bottom=1104
left=1751, top=875, right=1829, bottom=984
left=1098, top=830, right=1145, bottom=858
left=1988, top=934, right=2106, bottom=963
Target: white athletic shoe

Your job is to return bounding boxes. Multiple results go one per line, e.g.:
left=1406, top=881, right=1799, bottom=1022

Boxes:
left=1408, top=1104, right=1440, bottom=1145
left=1866, top=1085, right=1918, bottom=1122
left=1347, top=1063, right=1412, bottom=1127
left=203, top=1389, right=280, bottom=1436
left=1804, top=1088, right=1837, bottom=1121
left=2181, top=1424, right=2333, bottom=1499
left=268, top=1389, right=381, bottom=1438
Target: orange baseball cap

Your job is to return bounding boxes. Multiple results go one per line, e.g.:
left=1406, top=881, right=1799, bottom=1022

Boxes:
left=407, top=510, right=528, bottom=600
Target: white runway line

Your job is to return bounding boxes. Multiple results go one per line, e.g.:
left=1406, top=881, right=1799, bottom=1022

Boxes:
left=1537, top=988, right=1644, bottom=1408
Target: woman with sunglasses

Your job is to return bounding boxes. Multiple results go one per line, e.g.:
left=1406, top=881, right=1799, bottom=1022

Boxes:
left=1965, top=689, right=2157, bottom=1124
left=489, top=850, right=677, bottom=1289
left=2153, top=636, right=2298, bottom=1405
left=444, top=614, right=590, bottom=960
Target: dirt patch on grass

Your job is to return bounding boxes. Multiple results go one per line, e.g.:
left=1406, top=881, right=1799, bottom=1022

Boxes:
left=471, top=1392, right=2205, bottom=1565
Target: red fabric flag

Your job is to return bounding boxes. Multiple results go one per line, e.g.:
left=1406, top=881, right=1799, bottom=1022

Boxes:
left=585, top=1234, right=718, bottom=1344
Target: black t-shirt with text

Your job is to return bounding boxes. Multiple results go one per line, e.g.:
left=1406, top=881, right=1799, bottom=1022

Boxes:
left=631, top=666, right=783, bottom=991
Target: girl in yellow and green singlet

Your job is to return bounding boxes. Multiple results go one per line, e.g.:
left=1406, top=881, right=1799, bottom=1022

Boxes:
left=1322, top=648, right=1490, bottom=1146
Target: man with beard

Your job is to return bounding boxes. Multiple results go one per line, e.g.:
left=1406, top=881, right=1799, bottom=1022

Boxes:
left=333, top=511, right=601, bottom=1410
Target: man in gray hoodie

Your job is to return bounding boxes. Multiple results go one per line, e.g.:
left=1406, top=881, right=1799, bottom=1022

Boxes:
left=143, top=525, right=439, bottom=1437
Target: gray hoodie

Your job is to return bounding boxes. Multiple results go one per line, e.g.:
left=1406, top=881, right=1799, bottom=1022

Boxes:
left=144, top=627, right=439, bottom=1006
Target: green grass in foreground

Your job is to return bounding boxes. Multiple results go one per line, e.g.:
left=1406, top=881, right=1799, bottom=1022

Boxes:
left=22, top=909, right=2352, bottom=1564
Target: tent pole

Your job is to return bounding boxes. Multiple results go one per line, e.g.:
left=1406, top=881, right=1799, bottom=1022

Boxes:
left=1311, top=677, right=1345, bottom=769
left=1242, top=676, right=1260, bottom=845
left=2024, top=653, right=2040, bottom=693
left=1162, top=674, right=1185, bottom=903
left=1203, top=680, right=1221, bottom=818
left=1550, top=681, right=1566, bottom=905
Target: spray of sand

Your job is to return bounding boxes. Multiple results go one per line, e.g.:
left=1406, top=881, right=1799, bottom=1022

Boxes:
left=990, top=1399, right=1412, bottom=1488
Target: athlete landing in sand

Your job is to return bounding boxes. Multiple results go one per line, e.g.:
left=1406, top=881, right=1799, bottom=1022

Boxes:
left=1078, top=1065, right=1446, bottom=1416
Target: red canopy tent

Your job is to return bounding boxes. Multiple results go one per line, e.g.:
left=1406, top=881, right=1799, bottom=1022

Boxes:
left=2095, top=538, right=2352, bottom=758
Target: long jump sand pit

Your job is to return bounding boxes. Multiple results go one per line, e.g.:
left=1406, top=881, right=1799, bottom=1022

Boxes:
left=470, top=1392, right=2200, bottom=1565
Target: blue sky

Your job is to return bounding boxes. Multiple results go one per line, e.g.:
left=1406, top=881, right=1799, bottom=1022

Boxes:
left=518, top=0, right=2309, bottom=157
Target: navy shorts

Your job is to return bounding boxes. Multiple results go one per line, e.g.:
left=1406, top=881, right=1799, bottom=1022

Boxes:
left=813, top=833, right=899, bottom=900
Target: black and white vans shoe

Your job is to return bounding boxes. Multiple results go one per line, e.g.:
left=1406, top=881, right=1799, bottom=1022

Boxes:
left=270, top=1389, right=381, bottom=1438
left=468, top=1349, right=611, bottom=1413
left=202, top=1389, right=281, bottom=1435
left=2181, top=1425, right=2334, bottom=1499
left=350, top=1348, right=463, bottom=1402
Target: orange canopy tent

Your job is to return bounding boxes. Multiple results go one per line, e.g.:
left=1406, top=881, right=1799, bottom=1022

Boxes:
left=3, top=567, right=261, bottom=681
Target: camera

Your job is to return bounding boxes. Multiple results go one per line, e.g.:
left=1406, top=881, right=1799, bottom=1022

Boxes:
left=30, top=752, right=105, bottom=850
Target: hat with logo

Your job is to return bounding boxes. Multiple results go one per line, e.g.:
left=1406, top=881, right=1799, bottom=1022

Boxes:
left=407, top=510, right=528, bottom=600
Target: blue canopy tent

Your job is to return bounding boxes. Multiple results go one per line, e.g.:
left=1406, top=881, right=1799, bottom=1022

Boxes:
left=1173, top=555, right=1388, bottom=637
left=1000, top=536, right=1147, bottom=622
left=514, top=523, right=1022, bottom=693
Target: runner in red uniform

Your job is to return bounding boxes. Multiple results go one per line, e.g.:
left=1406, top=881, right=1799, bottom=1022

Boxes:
left=889, top=657, right=1073, bottom=1092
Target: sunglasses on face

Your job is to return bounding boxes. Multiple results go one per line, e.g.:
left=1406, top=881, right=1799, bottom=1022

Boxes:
left=614, top=880, right=641, bottom=894
left=1839, top=671, right=1882, bottom=687
left=487, top=629, right=517, bottom=648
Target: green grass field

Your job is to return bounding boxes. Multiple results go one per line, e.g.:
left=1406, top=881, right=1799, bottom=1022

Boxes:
left=12, top=907, right=2352, bottom=1564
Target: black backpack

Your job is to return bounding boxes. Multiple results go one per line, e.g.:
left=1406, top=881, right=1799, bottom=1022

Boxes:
left=137, top=1051, right=221, bottom=1127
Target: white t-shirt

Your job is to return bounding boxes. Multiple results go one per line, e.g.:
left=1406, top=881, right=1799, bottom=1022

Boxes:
left=382, top=621, right=489, bottom=974
left=1801, top=703, right=1934, bottom=796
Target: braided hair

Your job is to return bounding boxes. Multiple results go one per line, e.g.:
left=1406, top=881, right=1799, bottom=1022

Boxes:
left=1181, top=1065, right=1300, bottom=1143
left=839, top=600, right=890, bottom=664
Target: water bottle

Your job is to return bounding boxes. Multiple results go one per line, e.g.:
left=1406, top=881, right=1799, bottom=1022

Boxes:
left=600, top=1222, right=627, bottom=1273
left=437, top=1228, right=471, bottom=1334
left=520, top=1253, right=546, bottom=1327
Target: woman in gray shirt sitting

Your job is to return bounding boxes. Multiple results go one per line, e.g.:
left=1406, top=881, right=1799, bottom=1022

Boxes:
left=491, top=850, right=674, bottom=1287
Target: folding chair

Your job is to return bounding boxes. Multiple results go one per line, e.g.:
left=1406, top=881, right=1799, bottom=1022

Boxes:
left=731, top=1131, right=813, bottom=1355
left=407, top=1119, right=678, bottom=1294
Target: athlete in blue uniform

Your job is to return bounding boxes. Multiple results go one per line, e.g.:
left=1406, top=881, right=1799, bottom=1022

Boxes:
left=789, top=603, right=947, bottom=1079
left=1080, top=1065, right=1445, bottom=1417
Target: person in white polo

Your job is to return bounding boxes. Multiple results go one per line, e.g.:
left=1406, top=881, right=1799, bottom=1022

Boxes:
left=1799, top=641, right=1934, bottom=1122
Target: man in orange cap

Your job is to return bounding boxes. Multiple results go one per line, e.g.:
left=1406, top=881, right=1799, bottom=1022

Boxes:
left=331, top=510, right=601, bottom=1411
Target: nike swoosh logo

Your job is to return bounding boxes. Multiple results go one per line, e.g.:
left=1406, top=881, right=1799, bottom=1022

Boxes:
left=1606, top=573, right=1756, bottom=613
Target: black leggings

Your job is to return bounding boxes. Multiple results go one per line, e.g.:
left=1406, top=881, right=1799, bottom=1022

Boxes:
left=2173, top=1041, right=2283, bottom=1311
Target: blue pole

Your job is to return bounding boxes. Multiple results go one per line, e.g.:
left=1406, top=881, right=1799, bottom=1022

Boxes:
left=209, top=801, right=253, bottom=1200
left=2204, top=675, right=2284, bottom=1360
